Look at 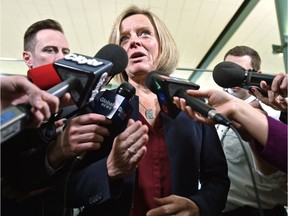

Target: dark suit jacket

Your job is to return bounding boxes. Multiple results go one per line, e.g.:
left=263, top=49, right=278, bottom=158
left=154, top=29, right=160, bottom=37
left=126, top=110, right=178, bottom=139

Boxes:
left=58, top=95, right=230, bottom=216
left=1, top=105, right=79, bottom=216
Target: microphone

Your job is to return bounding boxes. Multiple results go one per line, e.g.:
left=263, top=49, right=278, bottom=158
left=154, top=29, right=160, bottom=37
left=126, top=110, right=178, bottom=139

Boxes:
left=27, top=44, right=128, bottom=91
left=145, top=71, right=200, bottom=118
left=94, top=81, right=135, bottom=136
left=1, top=105, right=31, bottom=143
left=0, top=77, right=82, bottom=144
left=28, top=44, right=128, bottom=108
left=76, top=81, right=135, bottom=160
left=212, top=61, right=274, bottom=95
left=1, top=44, right=128, bottom=143
left=174, top=88, right=231, bottom=126
left=27, top=63, right=61, bottom=90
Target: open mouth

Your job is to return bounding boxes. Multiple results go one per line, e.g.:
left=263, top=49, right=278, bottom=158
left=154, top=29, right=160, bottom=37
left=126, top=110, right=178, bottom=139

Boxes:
left=130, top=52, right=145, bottom=60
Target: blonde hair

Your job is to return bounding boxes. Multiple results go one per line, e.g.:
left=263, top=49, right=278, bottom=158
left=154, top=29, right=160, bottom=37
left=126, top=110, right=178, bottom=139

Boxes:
left=108, top=5, right=179, bottom=83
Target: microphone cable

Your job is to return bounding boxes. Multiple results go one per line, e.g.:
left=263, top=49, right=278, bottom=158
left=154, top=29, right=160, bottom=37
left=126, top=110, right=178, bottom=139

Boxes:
left=62, top=155, right=85, bottom=216
left=221, top=124, right=264, bottom=216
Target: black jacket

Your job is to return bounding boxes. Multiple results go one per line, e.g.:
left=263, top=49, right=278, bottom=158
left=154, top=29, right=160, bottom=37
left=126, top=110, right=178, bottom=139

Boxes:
left=57, top=95, right=230, bottom=216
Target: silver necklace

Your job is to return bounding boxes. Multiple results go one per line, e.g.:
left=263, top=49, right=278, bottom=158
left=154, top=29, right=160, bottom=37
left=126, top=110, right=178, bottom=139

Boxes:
left=139, top=100, right=159, bottom=119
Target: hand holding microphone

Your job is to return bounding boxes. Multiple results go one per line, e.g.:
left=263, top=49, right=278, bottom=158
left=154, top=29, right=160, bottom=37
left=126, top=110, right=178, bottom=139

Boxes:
left=173, top=89, right=237, bottom=126
left=46, top=44, right=130, bottom=164
left=28, top=44, right=128, bottom=108
left=145, top=70, right=230, bottom=125
left=1, top=75, right=59, bottom=114
left=212, top=61, right=274, bottom=97
left=253, top=73, right=287, bottom=112
left=0, top=75, right=60, bottom=143
left=212, top=61, right=274, bottom=88
left=173, top=88, right=288, bottom=172
left=1, top=44, right=128, bottom=144
left=65, top=82, right=136, bottom=161
left=145, top=70, right=200, bottom=118
left=213, top=61, right=287, bottom=111
left=174, top=89, right=231, bottom=126
left=261, top=73, right=287, bottom=97
left=49, top=112, right=111, bottom=167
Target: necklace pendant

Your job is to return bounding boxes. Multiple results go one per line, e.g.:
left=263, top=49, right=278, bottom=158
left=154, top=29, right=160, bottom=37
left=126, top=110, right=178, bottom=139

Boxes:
left=145, top=109, right=154, bottom=119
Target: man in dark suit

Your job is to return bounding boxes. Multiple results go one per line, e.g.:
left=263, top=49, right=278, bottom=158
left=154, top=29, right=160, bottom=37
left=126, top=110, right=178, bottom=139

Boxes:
left=1, top=19, right=72, bottom=216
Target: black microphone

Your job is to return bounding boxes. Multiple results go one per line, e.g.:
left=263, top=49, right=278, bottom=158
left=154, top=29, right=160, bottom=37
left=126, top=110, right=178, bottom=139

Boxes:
left=212, top=61, right=274, bottom=95
left=27, top=44, right=128, bottom=93
left=1, top=44, right=128, bottom=143
left=76, top=82, right=135, bottom=160
left=53, top=44, right=128, bottom=108
left=145, top=71, right=200, bottom=118
left=174, top=88, right=231, bottom=126
left=94, top=81, right=135, bottom=136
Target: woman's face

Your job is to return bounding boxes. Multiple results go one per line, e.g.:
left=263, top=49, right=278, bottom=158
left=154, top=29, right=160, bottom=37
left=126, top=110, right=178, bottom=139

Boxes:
left=119, top=14, right=159, bottom=78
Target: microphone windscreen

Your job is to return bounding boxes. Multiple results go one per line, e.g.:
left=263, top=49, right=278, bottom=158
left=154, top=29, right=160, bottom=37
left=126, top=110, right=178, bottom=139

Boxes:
left=212, top=61, right=246, bottom=88
left=27, top=63, right=61, bottom=90
left=117, top=82, right=136, bottom=100
left=95, top=44, right=128, bottom=76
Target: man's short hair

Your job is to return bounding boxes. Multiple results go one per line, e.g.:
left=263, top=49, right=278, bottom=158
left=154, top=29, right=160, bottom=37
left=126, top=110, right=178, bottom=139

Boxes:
left=224, top=45, right=261, bottom=70
left=24, top=19, right=64, bottom=52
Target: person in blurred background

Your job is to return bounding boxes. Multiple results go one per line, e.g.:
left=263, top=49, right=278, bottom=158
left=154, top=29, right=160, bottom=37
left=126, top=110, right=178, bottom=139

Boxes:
left=174, top=73, right=287, bottom=174
left=1, top=19, right=72, bottom=216
left=214, top=45, right=286, bottom=216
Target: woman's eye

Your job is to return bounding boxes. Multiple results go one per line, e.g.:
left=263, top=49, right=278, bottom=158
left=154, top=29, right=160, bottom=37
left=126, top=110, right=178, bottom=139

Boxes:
left=120, top=35, right=130, bottom=44
left=139, top=31, right=150, bottom=37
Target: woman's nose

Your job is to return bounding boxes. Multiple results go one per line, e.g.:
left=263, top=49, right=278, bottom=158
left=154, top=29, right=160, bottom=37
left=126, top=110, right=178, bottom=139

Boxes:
left=129, top=34, right=141, bottom=46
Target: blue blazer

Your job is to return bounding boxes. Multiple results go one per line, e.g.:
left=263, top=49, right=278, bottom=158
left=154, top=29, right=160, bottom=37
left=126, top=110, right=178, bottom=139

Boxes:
left=58, top=95, right=230, bottom=216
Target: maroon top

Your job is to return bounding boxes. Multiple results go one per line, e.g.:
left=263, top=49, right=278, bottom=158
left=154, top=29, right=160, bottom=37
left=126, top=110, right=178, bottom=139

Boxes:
left=131, top=114, right=171, bottom=216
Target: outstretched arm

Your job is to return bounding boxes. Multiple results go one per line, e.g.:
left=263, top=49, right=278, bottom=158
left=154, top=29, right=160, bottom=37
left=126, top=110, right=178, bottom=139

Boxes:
left=1, top=75, right=59, bottom=128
